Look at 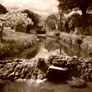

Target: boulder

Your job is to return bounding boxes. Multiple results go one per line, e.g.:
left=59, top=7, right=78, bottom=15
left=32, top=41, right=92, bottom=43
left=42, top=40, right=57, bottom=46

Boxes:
left=12, top=62, right=19, bottom=67
left=31, top=69, right=38, bottom=80
left=72, top=56, right=78, bottom=59
left=9, top=68, right=14, bottom=73
left=19, top=64, right=23, bottom=70
left=0, top=70, right=10, bottom=79
left=4, top=70, right=10, bottom=78
left=15, top=72, right=20, bottom=78
left=25, top=68, right=29, bottom=74
left=37, top=70, right=47, bottom=80
left=47, top=65, right=68, bottom=80
left=20, top=68, right=27, bottom=78
left=7, top=72, right=15, bottom=80
left=14, top=64, right=20, bottom=72
left=20, top=75, right=25, bottom=79
left=37, top=74, right=43, bottom=80
left=52, top=60, right=66, bottom=67
left=26, top=73, right=31, bottom=79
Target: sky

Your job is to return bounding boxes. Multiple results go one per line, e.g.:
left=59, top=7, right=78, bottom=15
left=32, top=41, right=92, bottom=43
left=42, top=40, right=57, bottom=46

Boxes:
left=0, top=0, right=59, bottom=17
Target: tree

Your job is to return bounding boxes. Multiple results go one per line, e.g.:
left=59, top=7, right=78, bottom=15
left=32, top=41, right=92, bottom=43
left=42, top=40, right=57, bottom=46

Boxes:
left=0, top=4, right=8, bottom=14
left=46, top=19, right=56, bottom=30
left=0, top=10, right=33, bottom=32
left=22, top=9, right=41, bottom=26
left=0, top=4, right=7, bottom=43
left=44, top=14, right=59, bottom=31
left=22, top=9, right=41, bottom=33
left=48, top=14, right=58, bottom=20
left=58, top=0, right=92, bottom=15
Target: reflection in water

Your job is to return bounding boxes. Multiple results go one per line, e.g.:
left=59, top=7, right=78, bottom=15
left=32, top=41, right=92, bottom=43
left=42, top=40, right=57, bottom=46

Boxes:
left=44, top=38, right=60, bottom=51
left=43, top=37, right=92, bottom=59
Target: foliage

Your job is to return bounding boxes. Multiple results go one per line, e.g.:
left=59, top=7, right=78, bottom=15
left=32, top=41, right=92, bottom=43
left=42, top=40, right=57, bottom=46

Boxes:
left=44, top=14, right=59, bottom=31
left=36, top=26, right=46, bottom=34
left=45, top=14, right=58, bottom=25
left=0, top=11, right=33, bottom=32
left=67, top=13, right=81, bottom=29
left=67, top=13, right=92, bottom=35
left=22, top=9, right=41, bottom=27
left=59, top=32, right=92, bottom=54
left=58, top=0, right=92, bottom=15
left=0, top=4, right=8, bottom=14
left=47, top=14, right=58, bottom=21
left=46, top=19, right=56, bottom=30
left=22, top=9, right=41, bottom=33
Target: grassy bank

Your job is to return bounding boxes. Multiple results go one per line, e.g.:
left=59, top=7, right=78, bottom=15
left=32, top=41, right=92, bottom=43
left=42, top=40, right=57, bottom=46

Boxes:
left=0, top=27, right=37, bottom=59
left=46, top=31, right=92, bottom=55
left=59, top=33, right=92, bottom=55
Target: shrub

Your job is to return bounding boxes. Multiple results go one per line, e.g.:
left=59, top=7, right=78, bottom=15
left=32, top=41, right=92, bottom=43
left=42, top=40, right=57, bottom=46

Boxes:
left=67, top=13, right=92, bottom=35
left=68, top=13, right=81, bottom=29
left=46, top=19, right=56, bottom=30
left=0, top=4, right=8, bottom=14
left=0, top=10, right=33, bottom=33
left=0, top=29, right=37, bottom=59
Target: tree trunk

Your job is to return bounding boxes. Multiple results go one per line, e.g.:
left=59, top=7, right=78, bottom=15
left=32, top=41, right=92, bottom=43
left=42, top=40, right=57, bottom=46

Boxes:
left=81, top=7, right=87, bottom=16
left=60, top=14, right=63, bottom=31
left=0, top=25, right=3, bottom=50
left=0, top=25, right=3, bottom=43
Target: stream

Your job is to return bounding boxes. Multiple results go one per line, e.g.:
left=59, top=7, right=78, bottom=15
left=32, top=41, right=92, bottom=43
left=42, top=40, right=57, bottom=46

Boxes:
left=2, top=36, right=92, bottom=60
left=1, top=36, right=92, bottom=92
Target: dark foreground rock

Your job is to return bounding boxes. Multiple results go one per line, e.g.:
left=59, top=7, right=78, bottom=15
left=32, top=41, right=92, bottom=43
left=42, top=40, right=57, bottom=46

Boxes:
left=0, top=55, right=92, bottom=85
left=47, top=65, right=68, bottom=80
left=48, top=55, right=92, bottom=81
left=0, top=58, right=49, bottom=81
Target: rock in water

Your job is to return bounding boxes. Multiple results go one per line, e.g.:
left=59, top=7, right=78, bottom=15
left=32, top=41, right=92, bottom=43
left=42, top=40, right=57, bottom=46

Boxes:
left=67, top=78, right=86, bottom=87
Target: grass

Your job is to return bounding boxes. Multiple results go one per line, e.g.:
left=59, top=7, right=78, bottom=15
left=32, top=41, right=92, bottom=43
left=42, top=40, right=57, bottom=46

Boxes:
left=0, top=27, right=37, bottom=59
